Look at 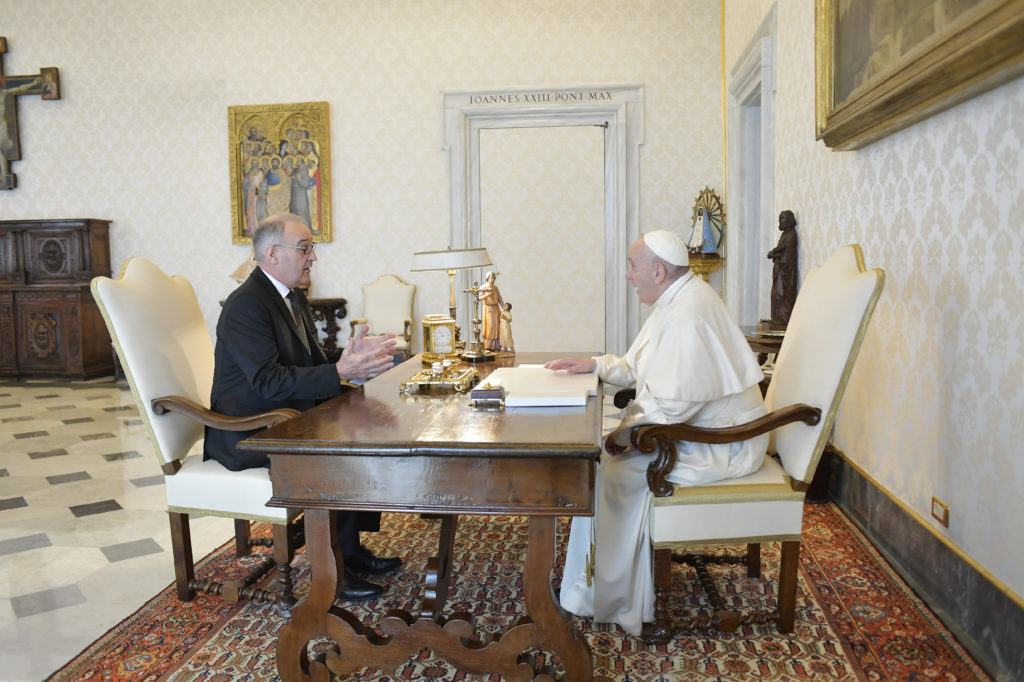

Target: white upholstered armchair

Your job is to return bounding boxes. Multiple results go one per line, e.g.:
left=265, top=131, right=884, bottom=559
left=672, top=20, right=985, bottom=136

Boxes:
left=348, top=274, right=416, bottom=360
left=616, top=244, right=885, bottom=642
left=91, top=258, right=303, bottom=613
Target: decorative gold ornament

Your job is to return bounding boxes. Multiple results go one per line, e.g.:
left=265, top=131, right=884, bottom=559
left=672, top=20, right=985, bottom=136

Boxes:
left=688, top=253, right=725, bottom=283
left=400, top=359, right=479, bottom=394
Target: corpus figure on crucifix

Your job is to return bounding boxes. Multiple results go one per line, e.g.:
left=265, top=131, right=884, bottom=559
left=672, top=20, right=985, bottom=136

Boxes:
left=0, top=37, right=61, bottom=190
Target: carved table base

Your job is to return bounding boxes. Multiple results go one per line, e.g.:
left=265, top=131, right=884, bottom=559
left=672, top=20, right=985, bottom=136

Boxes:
left=277, top=510, right=592, bottom=681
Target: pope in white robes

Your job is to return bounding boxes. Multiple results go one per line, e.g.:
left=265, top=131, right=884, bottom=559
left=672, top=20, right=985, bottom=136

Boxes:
left=545, top=230, right=768, bottom=636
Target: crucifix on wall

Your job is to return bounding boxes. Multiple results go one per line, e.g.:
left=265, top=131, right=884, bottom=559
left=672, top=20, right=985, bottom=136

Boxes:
left=0, top=37, right=60, bottom=190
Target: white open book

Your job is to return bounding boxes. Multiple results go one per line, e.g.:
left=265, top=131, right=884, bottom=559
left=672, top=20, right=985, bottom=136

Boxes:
left=481, top=364, right=598, bottom=407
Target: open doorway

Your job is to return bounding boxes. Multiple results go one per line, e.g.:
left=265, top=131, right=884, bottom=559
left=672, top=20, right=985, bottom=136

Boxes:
left=479, top=126, right=605, bottom=353
left=443, top=85, right=644, bottom=355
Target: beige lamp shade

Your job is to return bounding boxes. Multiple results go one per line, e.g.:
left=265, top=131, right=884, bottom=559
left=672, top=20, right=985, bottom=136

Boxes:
left=410, top=247, right=492, bottom=272
left=410, top=247, right=493, bottom=330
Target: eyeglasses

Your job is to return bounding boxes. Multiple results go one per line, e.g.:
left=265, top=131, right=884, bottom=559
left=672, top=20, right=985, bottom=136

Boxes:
left=274, top=243, right=316, bottom=255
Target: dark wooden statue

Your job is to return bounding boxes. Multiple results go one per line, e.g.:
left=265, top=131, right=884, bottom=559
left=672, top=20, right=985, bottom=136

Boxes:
left=767, top=210, right=798, bottom=326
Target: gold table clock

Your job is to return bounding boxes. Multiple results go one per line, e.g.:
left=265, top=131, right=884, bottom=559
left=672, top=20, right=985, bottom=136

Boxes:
left=421, top=314, right=458, bottom=364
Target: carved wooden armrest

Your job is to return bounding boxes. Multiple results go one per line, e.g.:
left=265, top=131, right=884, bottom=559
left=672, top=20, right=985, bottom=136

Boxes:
left=151, top=396, right=300, bottom=431
left=630, top=404, right=822, bottom=497
left=349, top=318, right=368, bottom=336
left=403, top=319, right=412, bottom=343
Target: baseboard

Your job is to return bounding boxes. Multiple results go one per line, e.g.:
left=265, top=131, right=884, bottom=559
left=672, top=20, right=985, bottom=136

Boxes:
left=827, top=453, right=1023, bottom=682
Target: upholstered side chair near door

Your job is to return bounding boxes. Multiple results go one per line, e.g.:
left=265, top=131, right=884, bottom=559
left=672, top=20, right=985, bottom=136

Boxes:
left=615, top=244, right=884, bottom=643
left=349, top=274, right=416, bottom=361
left=91, top=258, right=303, bottom=614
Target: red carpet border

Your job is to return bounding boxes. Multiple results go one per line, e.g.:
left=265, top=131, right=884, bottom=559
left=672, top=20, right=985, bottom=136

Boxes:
left=50, top=503, right=989, bottom=681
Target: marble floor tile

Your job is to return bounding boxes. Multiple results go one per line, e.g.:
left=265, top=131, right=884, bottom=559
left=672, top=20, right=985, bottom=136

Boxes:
left=11, top=584, right=87, bottom=618
left=0, top=378, right=238, bottom=679
left=130, top=474, right=164, bottom=488
left=0, top=533, right=51, bottom=556
left=100, top=537, right=163, bottom=563
left=0, top=497, right=27, bottom=511
left=69, top=499, right=124, bottom=517
left=0, top=544, right=109, bottom=597
left=76, top=549, right=176, bottom=605
left=0, top=505, right=70, bottom=542
left=0, top=598, right=140, bottom=681
left=46, top=470, right=92, bottom=485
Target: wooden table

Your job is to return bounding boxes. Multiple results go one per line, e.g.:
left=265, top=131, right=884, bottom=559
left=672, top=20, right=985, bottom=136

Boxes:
left=740, top=324, right=784, bottom=360
left=240, top=352, right=602, bottom=681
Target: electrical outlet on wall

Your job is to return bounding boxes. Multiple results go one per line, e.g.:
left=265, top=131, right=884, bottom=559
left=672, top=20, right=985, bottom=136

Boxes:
left=931, top=496, right=949, bottom=527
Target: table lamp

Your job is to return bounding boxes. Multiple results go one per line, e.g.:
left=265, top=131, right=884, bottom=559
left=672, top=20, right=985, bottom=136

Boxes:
left=410, top=246, right=492, bottom=322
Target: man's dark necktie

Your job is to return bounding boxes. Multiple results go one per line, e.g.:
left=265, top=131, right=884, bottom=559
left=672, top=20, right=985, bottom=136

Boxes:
left=287, top=290, right=311, bottom=354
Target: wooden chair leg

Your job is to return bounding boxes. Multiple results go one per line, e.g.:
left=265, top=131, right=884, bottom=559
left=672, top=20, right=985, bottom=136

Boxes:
left=777, top=540, right=800, bottom=633
left=169, top=511, right=195, bottom=601
left=273, top=522, right=295, bottom=615
left=746, top=542, right=761, bottom=578
left=234, top=519, right=251, bottom=556
left=641, top=547, right=674, bottom=644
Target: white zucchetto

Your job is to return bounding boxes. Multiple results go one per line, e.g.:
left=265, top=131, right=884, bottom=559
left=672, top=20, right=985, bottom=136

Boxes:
left=642, top=230, right=689, bottom=267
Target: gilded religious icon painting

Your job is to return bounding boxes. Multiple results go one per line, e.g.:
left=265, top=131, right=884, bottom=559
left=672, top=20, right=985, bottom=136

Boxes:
left=227, top=102, right=332, bottom=243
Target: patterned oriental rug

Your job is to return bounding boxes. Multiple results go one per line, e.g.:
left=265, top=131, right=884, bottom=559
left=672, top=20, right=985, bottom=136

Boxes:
left=50, top=503, right=989, bottom=681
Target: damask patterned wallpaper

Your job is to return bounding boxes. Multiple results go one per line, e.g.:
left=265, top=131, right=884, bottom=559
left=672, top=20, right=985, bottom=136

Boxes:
left=1, top=0, right=720, bottom=353
left=6, top=0, right=1017, bottom=607
left=726, top=3, right=1024, bottom=601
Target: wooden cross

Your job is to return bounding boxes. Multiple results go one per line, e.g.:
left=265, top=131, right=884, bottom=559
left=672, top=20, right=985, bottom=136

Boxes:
left=0, top=37, right=61, bottom=190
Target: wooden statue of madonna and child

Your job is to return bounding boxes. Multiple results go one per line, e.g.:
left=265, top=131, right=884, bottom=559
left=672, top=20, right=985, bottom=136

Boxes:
left=463, top=271, right=515, bottom=358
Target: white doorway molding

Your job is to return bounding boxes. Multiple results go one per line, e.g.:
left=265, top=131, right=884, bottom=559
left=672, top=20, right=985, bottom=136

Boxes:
left=725, top=5, right=777, bottom=327
left=443, top=85, right=644, bottom=355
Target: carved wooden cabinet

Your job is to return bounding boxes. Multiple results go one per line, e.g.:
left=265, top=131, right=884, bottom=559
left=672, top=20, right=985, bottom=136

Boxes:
left=0, top=219, right=114, bottom=379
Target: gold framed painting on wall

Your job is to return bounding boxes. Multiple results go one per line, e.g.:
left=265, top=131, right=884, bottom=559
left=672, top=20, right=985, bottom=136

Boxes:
left=228, top=102, right=332, bottom=244
left=815, top=0, right=1024, bottom=151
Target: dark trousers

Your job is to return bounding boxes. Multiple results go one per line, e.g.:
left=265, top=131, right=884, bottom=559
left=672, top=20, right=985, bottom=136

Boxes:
left=335, top=510, right=382, bottom=556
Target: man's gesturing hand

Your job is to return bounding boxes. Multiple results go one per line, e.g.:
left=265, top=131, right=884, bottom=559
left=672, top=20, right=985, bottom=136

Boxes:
left=337, top=324, right=398, bottom=381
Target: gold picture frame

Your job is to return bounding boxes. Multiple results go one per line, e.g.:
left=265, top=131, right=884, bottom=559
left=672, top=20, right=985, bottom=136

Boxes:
left=816, top=0, right=1024, bottom=151
left=228, top=102, right=331, bottom=243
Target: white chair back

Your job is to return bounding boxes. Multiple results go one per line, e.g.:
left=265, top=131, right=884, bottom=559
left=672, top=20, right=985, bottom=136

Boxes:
left=766, top=244, right=885, bottom=483
left=361, top=274, right=415, bottom=344
left=91, top=258, right=214, bottom=467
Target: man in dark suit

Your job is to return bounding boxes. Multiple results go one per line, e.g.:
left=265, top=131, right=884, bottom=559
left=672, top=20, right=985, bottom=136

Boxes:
left=206, top=212, right=400, bottom=599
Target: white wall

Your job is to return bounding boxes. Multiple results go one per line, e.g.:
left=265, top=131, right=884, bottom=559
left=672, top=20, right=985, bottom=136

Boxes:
left=2, top=0, right=722, bottom=354
left=726, top=2, right=1024, bottom=601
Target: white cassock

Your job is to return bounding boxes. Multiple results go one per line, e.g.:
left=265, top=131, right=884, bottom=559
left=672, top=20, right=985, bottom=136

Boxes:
left=559, top=272, right=769, bottom=635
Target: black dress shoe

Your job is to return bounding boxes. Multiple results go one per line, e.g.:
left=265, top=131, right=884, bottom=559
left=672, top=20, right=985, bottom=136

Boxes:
left=343, top=544, right=403, bottom=576
left=338, top=567, right=385, bottom=601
